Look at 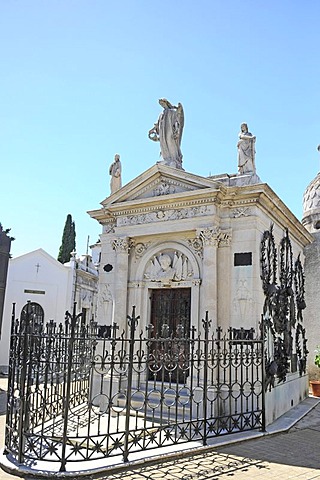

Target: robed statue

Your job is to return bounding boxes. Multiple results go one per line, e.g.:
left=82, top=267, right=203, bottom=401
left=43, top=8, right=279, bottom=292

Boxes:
left=237, top=123, right=256, bottom=174
left=149, top=99, right=184, bottom=169
left=109, top=154, right=122, bottom=194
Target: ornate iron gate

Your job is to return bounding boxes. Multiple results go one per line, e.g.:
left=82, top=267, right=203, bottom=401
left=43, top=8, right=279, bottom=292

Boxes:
left=4, top=304, right=265, bottom=472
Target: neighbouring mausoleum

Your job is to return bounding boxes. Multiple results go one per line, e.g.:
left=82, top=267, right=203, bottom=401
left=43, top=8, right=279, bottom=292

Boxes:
left=302, top=165, right=320, bottom=379
left=89, top=100, right=313, bottom=425
left=0, top=248, right=98, bottom=372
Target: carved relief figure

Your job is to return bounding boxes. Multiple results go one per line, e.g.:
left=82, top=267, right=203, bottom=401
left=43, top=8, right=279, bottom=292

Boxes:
left=144, top=252, right=193, bottom=283
left=99, top=284, right=113, bottom=322
left=233, top=279, right=252, bottom=321
left=148, top=99, right=184, bottom=169
left=81, top=290, right=93, bottom=308
left=109, top=154, right=122, bottom=194
left=237, top=123, right=256, bottom=174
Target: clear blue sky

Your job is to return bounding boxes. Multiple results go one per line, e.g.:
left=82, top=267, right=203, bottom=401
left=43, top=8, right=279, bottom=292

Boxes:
left=1, top=1, right=320, bottom=259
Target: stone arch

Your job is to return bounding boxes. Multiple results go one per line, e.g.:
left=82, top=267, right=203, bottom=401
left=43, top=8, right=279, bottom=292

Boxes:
left=136, top=241, right=200, bottom=283
left=20, top=302, right=44, bottom=332
left=131, top=242, right=201, bottom=336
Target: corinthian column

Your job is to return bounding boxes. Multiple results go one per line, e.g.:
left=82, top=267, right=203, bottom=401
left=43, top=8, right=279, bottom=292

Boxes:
left=112, top=237, right=130, bottom=330
left=197, top=227, right=219, bottom=330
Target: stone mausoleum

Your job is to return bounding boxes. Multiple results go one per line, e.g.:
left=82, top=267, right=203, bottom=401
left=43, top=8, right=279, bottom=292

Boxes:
left=89, top=100, right=313, bottom=425
left=302, top=166, right=320, bottom=379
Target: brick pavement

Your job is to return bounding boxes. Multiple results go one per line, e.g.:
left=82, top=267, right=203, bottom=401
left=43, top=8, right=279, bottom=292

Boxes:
left=0, top=379, right=319, bottom=480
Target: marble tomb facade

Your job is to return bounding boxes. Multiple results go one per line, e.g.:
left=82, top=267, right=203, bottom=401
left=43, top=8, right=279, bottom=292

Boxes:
left=89, top=164, right=312, bottom=342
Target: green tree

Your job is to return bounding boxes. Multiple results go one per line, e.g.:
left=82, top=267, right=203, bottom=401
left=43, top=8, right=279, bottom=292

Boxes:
left=57, top=214, right=76, bottom=264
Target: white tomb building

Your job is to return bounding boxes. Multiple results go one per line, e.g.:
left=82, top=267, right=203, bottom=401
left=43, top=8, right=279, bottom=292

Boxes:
left=88, top=111, right=313, bottom=424
left=89, top=165, right=311, bottom=336
left=0, top=248, right=98, bottom=371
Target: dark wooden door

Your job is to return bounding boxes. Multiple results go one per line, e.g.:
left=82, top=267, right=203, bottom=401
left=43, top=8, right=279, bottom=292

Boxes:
left=151, top=288, right=191, bottom=337
left=149, top=288, right=191, bottom=382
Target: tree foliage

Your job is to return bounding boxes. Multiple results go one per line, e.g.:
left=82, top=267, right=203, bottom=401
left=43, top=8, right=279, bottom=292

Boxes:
left=57, top=214, right=76, bottom=264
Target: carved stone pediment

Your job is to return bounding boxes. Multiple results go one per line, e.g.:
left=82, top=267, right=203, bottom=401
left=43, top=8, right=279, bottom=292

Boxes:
left=127, top=177, right=200, bottom=200
left=100, top=164, right=220, bottom=206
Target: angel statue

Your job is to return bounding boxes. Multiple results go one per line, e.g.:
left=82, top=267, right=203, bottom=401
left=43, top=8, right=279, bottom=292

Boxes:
left=148, top=99, right=184, bottom=169
left=237, top=123, right=256, bottom=174
left=109, top=154, right=122, bottom=194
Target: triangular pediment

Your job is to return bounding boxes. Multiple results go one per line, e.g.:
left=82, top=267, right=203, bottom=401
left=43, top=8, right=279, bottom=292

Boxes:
left=101, top=164, right=220, bottom=207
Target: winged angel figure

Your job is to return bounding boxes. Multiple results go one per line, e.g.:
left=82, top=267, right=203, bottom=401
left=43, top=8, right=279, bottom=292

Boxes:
left=148, top=99, right=184, bottom=169
left=144, top=252, right=193, bottom=283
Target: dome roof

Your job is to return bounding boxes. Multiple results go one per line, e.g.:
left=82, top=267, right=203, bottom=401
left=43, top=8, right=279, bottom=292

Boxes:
left=302, top=172, right=320, bottom=233
left=303, top=172, right=320, bottom=214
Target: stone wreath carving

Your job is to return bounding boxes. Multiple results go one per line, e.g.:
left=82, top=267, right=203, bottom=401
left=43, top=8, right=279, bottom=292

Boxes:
left=132, top=242, right=150, bottom=259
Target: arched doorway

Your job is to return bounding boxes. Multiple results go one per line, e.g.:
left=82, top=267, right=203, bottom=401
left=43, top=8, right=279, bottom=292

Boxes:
left=20, top=302, right=44, bottom=332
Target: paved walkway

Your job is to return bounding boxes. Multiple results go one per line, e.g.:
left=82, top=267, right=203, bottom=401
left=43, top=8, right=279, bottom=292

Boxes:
left=0, top=379, right=19, bottom=480
left=0, top=377, right=319, bottom=479
left=102, top=402, right=320, bottom=480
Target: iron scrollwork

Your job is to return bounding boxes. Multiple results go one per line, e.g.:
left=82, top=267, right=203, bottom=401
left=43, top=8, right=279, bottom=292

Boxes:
left=4, top=305, right=264, bottom=473
left=260, top=226, right=308, bottom=391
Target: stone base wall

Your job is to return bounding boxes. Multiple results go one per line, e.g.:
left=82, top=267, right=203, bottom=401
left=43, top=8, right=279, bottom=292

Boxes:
left=265, top=373, right=309, bottom=425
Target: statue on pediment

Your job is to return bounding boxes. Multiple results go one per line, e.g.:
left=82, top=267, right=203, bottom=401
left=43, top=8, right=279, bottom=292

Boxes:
left=237, top=123, right=256, bottom=174
left=148, top=99, right=184, bottom=169
left=109, top=154, right=122, bottom=194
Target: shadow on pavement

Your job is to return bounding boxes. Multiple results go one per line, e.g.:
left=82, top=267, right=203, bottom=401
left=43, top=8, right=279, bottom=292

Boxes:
left=100, top=451, right=268, bottom=480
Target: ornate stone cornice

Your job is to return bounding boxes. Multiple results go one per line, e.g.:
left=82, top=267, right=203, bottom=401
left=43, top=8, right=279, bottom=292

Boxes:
left=115, top=197, right=215, bottom=217
left=221, top=198, right=258, bottom=208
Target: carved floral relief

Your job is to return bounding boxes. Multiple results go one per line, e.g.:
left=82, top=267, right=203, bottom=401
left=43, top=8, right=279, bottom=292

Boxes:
left=117, top=205, right=211, bottom=227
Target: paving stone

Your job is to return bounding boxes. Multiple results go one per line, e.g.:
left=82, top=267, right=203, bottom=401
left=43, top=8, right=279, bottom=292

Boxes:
left=0, top=396, right=320, bottom=479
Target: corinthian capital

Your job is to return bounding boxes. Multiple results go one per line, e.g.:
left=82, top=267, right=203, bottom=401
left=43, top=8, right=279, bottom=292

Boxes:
left=198, top=227, right=220, bottom=246
left=217, top=230, right=232, bottom=247
left=112, top=237, right=131, bottom=253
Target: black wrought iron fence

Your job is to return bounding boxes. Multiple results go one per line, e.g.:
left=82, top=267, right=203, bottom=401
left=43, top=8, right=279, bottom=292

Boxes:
left=4, top=304, right=265, bottom=472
